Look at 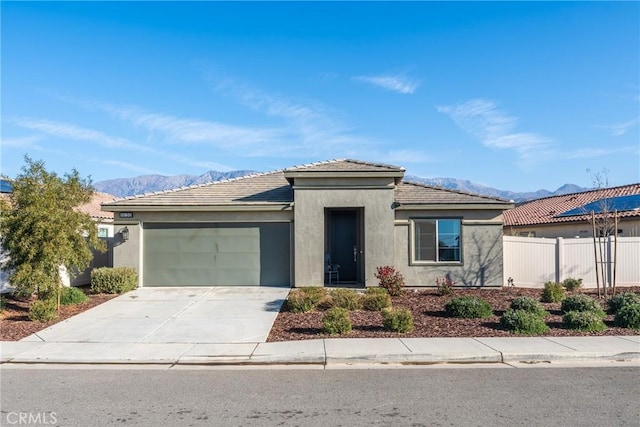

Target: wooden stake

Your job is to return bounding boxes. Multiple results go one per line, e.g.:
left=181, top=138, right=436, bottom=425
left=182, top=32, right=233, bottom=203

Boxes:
left=591, top=211, right=600, bottom=298
left=613, top=210, right=618, bottom=295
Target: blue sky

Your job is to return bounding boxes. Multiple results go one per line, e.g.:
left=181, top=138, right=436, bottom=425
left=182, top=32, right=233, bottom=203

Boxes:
left=2, top=1, right=639, bottom=192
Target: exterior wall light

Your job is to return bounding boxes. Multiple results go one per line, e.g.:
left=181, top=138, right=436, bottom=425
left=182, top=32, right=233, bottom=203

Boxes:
left=121, top=226, right=130, bottom=241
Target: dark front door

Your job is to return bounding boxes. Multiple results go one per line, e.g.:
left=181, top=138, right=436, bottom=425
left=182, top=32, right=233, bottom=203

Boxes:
left=327, top=209, right=363, bottom=284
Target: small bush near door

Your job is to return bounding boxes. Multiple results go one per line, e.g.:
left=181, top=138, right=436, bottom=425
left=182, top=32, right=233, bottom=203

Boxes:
left=362, top=288, right=392, bottom=311
left=330, top=289, right=363, bottom=310
left=382, top=307, right=414, bottom=333
left=90, top=267, right=138, bottom=294
left=286, top=287, right=328, bottom=313
left=322, top=307, right=352, bottom=335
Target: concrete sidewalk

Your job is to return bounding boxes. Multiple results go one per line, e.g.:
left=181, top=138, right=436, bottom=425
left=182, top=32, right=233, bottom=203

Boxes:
left=2, top=336, right=638, bottom=367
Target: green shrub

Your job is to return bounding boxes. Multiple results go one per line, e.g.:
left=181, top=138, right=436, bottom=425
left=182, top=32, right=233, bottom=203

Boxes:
left=509, top=296, right=548, bottom=317
left=374, top=266, right=405, bottom=296
left=541, top=281, right=565, bottom=303
left=330, top=288, right=363, bottom=310
left=561, top=294, right=604, bottom=315
left=90, top=267, right=138, bottom=294
left=500, top=309, right=549, bottom=335
left=28, top=299, right=58, bottom=322
left=362, top=288, right=392, bottom=311
left=444, top=296, right=493, bottom=319
left=563, top=310, right=606, bottom=332
left=615, top=302, right=640, bottom=329
left=435, top=277, right=455, bottom=296
left=382, top=307, right=414, bottom=333
left=286, top=287, right=327, bottom=313
left=322, top=307, right=352, bottom=335
left=562, top=277, right=583, bottom=292
left=316, top=294, right=335, bottom=311
left=59, top=287, right=89, bottom=306
left=0, top=295, right=5, bottom=314
left=607, top=293, right=640, bottom=314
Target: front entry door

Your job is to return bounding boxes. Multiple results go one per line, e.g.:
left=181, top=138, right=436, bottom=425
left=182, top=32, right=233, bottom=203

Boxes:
left=327, top=209, right=363, bottom=284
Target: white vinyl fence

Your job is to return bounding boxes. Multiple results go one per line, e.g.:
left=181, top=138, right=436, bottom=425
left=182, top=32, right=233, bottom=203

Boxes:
left=503, top=236, right=640, bottom=288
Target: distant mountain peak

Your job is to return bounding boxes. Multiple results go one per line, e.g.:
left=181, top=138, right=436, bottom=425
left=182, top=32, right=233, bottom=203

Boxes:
left=95, top=170, right=588, bottom=202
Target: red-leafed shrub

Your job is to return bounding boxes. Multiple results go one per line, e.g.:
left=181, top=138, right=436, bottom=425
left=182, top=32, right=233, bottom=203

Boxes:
left=374, top=266, right=405, bottom=296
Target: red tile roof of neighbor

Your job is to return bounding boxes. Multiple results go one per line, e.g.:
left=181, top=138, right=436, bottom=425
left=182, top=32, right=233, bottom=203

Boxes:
left=77, top=192, right=116, bottom=220
left=503, top=183, right=640, bottom=227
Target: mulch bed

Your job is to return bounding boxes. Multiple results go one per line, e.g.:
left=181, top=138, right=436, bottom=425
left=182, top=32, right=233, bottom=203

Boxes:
left=267, top=286, right=640, bottom=342
left=0, top=287, right=118, bottom=341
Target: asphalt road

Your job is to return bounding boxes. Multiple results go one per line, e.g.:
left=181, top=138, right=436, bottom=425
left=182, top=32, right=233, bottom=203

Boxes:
left=1, top=366, right=638, bottom=426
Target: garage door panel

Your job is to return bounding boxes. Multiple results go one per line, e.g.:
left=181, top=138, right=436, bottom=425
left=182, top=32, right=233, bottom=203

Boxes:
left=143, top=223, right=290, bottom=287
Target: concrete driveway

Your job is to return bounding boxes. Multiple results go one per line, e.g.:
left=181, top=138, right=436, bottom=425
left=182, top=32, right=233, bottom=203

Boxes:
left=21, top=287, right=290, bottom=344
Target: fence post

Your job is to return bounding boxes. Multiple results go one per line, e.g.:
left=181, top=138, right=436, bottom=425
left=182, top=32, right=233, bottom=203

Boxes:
left=556, top=237, right=563, bottom=283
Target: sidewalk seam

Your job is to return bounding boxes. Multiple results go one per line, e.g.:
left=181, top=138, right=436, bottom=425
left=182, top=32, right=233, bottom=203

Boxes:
left=472, top=338, right=504, bottom=363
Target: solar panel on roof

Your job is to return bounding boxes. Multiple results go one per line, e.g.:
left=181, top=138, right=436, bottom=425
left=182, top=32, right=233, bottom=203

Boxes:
left=556, top=194, right=640, bottom=217
left=0, top=179, right=12, bottom=193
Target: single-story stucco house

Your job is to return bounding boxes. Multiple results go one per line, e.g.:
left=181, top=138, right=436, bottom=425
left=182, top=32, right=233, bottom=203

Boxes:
left=102, top=159, right=514, bottom=288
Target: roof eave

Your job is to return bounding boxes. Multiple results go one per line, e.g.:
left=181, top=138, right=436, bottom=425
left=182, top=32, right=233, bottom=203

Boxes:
left=396, top=202, right=514, bottom=210
left=101, top=203, right=293, bottom=213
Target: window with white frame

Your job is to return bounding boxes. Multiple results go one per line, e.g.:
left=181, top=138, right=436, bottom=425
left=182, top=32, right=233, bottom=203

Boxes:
left=412, top=218, right=461, bottom=263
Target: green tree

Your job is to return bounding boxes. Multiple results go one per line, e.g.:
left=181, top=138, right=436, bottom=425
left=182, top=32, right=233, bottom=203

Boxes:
left=0, top=157, right=105, bottom=305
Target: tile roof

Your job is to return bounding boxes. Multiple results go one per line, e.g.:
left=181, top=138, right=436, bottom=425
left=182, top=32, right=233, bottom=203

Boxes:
left=395, top=181, right=512, bottom=205
left=103, top=170, right=293, bottom=207
left=77, top=192, right=117, bottom=220
left=103, top=159, right=511, bottom=209
left=503, top=183, right=640, bottom=227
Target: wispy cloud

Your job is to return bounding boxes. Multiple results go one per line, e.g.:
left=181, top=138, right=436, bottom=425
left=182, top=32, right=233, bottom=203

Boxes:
left=100, top=105, right=284, bottom=147
left=598, top=117, right=639, bottom=136
left=8, top=116, right=236, bottom=172
left=8, top=117, right=146, bottom=151
left=1, top=135, right=43, bottom=148
left=209, top=76, right=375, bottom=157
left=353, top=74, right=420, bottom=94
left=563, top=146, right=638, bottom=159
left=436, top=99, right=553, bottom=161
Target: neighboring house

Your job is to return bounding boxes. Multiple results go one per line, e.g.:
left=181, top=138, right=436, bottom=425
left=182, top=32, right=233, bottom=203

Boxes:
left=0, top=190, right=116, bottom=291
left=102, top=159, right=513, bottom=288
left=503, top=183, right=640, bottom=238
left=69, top=192, right=117, bottom=285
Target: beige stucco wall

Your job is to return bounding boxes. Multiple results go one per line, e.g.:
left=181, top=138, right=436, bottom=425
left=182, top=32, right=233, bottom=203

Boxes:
left=293, top=181, right=396, bottom=287
left=394, top=209, right=505, bottom=287
left=504, top=218, right=640, bottom=239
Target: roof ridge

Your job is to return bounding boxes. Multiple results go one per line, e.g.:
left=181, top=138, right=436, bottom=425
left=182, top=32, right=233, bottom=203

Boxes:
left=400, top=179, right=512, bottom=202
left=343, top=158, right=405, bottom=171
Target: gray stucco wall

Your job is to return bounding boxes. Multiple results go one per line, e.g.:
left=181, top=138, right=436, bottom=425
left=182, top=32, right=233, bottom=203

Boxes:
left=394, top=210, right=505, bottom=287
left=293, top=183, right=396, bottom=287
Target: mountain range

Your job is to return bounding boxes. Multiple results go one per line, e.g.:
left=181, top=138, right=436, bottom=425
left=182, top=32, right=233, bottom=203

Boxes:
left=94, top=170, right=588, bottom=203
